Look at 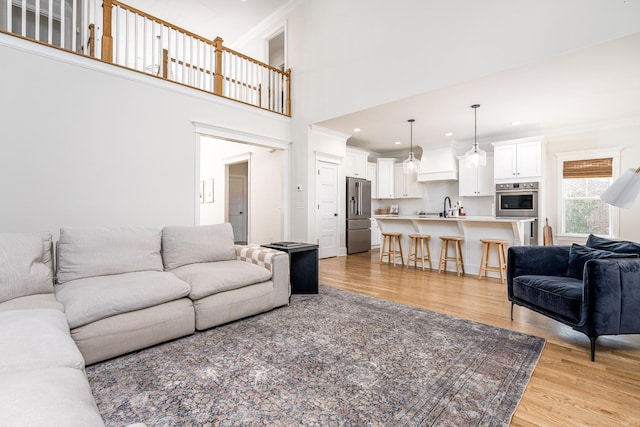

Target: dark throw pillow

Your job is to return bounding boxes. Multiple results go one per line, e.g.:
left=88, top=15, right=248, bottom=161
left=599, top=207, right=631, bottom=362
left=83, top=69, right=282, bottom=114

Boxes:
left=586, top=234, right=640, bottom=256
left=566, top=243, right=639, bottom=280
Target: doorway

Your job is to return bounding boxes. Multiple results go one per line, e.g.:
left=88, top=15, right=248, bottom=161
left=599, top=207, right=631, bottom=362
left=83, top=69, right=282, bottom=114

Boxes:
left=266, top=28, right=285, bottom=71
left=228, top=163, right=248, bottom=244
left=197, top=132, right=287, bottom=245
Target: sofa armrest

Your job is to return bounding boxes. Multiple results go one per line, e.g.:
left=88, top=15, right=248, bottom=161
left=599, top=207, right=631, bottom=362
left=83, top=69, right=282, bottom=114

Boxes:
left=581, top=258, right=640, bottom=336
left=235, top=245, right=290, bottom=306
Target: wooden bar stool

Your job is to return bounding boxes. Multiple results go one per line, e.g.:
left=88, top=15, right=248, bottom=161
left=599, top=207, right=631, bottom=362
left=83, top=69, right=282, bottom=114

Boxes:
left=407, top=234, right=432, bottom=271
left=379, top=232, right=404, bottom=266
left=438, top=236, right=465, bottom=276
left=478, top=239, right=508, bottom=283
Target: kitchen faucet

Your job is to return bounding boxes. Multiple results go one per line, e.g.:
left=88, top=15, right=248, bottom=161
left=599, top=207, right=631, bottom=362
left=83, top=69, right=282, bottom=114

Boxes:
left=443, top=196, right=452, bottom=218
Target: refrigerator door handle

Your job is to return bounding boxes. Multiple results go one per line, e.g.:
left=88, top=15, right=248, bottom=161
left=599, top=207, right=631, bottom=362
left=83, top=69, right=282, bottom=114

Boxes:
left=358, top=182, right=363, bottom=215
left=355, top=181, right=360, bottom=216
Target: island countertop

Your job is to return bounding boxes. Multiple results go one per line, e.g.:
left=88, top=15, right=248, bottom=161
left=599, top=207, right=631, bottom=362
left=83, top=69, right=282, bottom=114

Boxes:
left=373, top=215, right=536, bottom=223
left=372, top=215, right=538, bottom=275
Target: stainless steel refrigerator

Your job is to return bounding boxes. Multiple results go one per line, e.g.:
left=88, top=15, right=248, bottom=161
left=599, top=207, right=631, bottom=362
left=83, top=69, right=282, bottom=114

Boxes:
left=346, top=177, right=371, bottom=254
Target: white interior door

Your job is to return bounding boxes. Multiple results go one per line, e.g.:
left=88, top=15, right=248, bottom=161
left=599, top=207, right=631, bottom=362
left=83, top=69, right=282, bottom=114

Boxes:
left=316, top=160, right=339, bottom=258
left=228, top=175, right=247, bottom=244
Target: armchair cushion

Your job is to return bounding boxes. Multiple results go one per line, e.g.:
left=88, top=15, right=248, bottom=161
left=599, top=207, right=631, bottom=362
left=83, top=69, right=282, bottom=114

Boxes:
left=566, top=243, right=638, bottom=279
left=512, top=275, right=584, bottom=324
left=586, top=234, right=640, bottom=255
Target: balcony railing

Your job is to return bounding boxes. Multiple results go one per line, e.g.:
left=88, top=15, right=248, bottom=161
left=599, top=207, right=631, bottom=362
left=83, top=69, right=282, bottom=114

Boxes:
left=0, top=0, right=291, bottom=116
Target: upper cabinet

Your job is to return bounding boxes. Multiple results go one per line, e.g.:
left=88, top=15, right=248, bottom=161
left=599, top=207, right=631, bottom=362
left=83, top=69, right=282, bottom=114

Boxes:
left=394, top=164, right=421, bottom=198
left=492, top=140, right=542, bottom=180
left=344, top=147, right=369, bottom=178
left=417, top=147, right=458, bottom=182
left=367, top=162, right=378, bottom=199
left=458, top=156, right=494, bottom=196
left=376, top=158, right=395, bottom=199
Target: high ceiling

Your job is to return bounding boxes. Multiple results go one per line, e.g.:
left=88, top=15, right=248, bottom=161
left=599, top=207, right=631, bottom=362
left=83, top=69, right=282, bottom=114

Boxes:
left=318, top=32, right=640, bottom=154
left=124, top=1, right=640, bottom=155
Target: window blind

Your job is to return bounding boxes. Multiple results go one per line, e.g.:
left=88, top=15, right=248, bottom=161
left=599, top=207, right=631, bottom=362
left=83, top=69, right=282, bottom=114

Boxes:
left=563, top=158, right=612, bottom=179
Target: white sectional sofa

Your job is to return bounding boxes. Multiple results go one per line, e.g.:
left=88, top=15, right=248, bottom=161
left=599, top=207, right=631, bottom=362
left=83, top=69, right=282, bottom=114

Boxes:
left=0, top=233, right=105, bottom=426
left=0, top=224, right=290, bottom=426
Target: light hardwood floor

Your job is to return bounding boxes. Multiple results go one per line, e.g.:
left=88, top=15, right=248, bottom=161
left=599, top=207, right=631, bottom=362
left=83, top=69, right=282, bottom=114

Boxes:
left=319, top=251, right=640, bottom=426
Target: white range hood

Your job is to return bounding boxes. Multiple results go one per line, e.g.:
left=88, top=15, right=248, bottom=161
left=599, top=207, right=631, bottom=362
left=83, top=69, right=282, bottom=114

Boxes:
left=417, top=146, right=458, bottom=182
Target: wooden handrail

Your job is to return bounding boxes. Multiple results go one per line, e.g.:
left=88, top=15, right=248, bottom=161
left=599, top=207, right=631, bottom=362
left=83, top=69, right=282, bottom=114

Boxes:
left=111, top=0, right=216, bottom=46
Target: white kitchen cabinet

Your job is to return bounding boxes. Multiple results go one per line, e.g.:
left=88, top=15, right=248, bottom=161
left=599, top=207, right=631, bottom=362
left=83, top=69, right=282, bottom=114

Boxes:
left=458, top=156, right=494, bottom=196
left=376, top=158, right=395, bottom=199
left=370, top=218, right=381, bottom=248
left=493, top=140, right=541, bottom=180
left=367, top=162, right=377, bottom=199
left=344, top=147, right=368, bottom=178
left=394, top=163, right=420, bottom=198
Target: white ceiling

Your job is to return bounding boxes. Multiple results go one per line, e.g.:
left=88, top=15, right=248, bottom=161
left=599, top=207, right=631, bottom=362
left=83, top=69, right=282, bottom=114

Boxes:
left=318, top=32, right=640, bottom=154
left=124, top=1, right=640, bottom=155
left=124, top=0, right=292, bottom=45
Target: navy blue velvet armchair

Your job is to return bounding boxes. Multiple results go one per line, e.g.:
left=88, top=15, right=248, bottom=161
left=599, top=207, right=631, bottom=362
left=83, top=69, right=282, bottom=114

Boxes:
left=507, top=237, right=640, bottom=361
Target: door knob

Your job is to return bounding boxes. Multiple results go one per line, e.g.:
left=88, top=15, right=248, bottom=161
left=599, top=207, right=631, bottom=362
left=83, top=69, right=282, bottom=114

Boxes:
left=334, top=213, right=338, bottom=216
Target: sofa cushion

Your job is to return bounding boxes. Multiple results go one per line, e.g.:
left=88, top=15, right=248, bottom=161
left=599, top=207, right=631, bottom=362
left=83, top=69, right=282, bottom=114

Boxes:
left=586, top=234, right=640, bottom=256
left=55, top=271, right=191, bottom=329
left=0, top=367, right=105, bottom=427
left=0, top=309, right=84, bottom=373
left=566, top=243, right=638, bottom=279
left=57, top=226, right=163, bottom=284
left=0, top=293, right=64, bottom=312
left=171, top=260, right=272, bottom=300
left=512, top=275, right=584, bottom=324
left=162, top=224, right=236, bottom=270
left=0, top=233, right=53, bottom=303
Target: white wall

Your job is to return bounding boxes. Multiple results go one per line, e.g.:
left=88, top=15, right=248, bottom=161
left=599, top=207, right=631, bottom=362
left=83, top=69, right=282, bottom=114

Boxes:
left=0, top=35, right=291, bottom=237
left=249, top=147, right=283, bottom=244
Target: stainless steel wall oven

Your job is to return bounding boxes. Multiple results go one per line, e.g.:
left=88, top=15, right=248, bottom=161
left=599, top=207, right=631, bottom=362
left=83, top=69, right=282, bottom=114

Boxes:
left=495, top=182, right=539, bottom=218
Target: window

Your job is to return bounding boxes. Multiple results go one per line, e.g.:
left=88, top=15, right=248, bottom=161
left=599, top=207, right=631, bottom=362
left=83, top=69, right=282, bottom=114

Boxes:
left=556, top=150, right=620, bottom=238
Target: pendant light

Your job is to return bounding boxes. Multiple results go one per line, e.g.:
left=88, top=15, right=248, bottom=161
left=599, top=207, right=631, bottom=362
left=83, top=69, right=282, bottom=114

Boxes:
left=403, top=119, right=420, bottom=175
left=464, top=104, right=487, bottom=168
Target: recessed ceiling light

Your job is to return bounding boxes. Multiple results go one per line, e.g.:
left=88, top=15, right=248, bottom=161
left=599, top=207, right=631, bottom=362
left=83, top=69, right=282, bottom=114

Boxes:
left=511, top=121, right=521, bottom=126
left=394, top=141, right=401, bottom=145
left=444, top=132, right=453, bottom=137
left=353, top=128, right=361, bottom=132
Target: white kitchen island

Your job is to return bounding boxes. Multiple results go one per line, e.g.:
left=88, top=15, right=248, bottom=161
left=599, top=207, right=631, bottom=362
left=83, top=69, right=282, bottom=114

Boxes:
left=374, top=215, right=537, bottom=276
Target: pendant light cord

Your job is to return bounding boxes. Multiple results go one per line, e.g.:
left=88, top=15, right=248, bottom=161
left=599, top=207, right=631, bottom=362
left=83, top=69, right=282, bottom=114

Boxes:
left=471, top=104, right=480, bottom=152
left=409, top=119, right=415, bottom=154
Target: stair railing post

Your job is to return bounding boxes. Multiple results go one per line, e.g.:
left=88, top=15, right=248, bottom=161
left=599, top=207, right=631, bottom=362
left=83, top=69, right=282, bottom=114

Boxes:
left=213, top=37, right=224, bottom=96
left=101, top=0, right=113, bottom=63
left=162, top=48, right=168, bottom=79
left=285, top=68, right=291, bottom=116
left=88, top=23, right=95, bottom=57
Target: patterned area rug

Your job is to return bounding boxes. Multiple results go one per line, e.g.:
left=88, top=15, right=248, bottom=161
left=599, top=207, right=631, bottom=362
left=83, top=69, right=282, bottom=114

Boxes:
left=86, top=285, right=544, bottom=426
